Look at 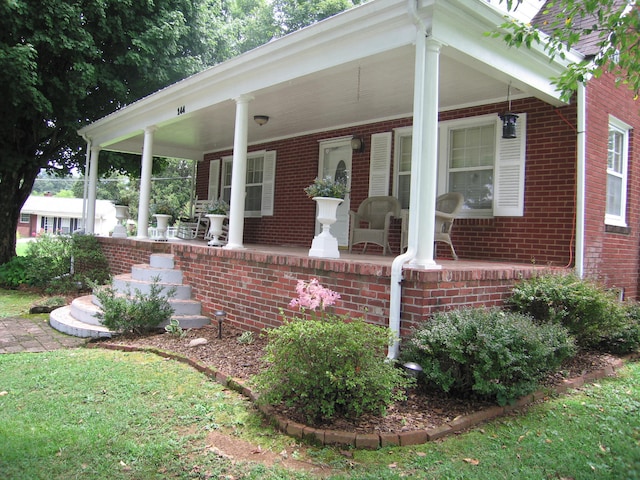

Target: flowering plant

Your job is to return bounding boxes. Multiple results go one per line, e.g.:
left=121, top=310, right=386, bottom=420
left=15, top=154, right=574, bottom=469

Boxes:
left=289, top=278, right=340, bottom=315
left=304, top=176, right=348, bottom=199
left=207, top=199, right=229, bottom=215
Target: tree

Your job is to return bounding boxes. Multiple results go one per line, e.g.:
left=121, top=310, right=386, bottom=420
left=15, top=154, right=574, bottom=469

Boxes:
left=0, top=0, right=230, bottom=264
left=496, top=0, right=639, bottom=102
left=0, top=0, right=361, bottom=265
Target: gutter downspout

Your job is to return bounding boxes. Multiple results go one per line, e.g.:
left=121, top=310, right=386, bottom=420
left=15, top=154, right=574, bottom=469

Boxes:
left=388, top=0, right=427, bottom=359
left=575, top=82, right=586, bottom=278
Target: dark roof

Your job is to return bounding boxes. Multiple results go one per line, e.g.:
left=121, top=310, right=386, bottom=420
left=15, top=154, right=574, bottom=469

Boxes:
left=531, top=0, right=628, bottom=57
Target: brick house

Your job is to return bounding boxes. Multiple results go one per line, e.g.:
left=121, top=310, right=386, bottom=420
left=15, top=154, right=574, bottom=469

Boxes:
left=77, top=0, right=639, bottom=355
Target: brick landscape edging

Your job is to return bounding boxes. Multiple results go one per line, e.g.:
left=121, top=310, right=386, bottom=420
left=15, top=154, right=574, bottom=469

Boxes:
left=88, top=342, right=637, bottom=450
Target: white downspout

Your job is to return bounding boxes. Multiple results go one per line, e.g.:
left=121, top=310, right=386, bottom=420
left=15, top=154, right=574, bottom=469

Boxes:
left=388, top=0, right=429, bottom=359
left=575, top=82, right=586, bottom=278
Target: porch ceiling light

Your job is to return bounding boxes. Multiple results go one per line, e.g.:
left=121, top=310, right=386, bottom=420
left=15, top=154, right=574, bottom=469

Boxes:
left=253, top=115, right=269, bottom=126
left=351, top=136, right=365, bottom=153
left=499, top=82, right=518, bottom=139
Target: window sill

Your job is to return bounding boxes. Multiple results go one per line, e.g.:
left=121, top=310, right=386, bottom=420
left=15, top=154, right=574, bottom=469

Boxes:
left=605, top=224, right=631, bottom=235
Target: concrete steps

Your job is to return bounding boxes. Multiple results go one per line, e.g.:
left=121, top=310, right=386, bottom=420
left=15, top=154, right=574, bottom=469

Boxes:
left=50, top=253, right=210, bottom=338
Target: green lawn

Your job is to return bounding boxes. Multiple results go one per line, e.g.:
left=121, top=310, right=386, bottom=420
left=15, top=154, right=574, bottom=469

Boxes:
left=0, top=347, right=638, bottom=479
left=0, top=289, right=41, bottom=318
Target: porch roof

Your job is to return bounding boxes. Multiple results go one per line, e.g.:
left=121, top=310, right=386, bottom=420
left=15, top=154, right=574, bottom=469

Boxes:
left=77, top=0, right=581, bottom=161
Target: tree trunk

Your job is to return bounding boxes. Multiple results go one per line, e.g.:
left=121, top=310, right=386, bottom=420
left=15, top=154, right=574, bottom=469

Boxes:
left=0, top=158, right=39, bottom=265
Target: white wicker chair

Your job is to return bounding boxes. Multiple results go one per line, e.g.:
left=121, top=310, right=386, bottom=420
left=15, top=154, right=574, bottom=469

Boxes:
left=348, top=196, right=401, bottom=255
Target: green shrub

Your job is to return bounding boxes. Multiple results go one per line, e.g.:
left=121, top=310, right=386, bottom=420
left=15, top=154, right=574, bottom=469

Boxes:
left=596, top=302, right=640, bottom=354
left=2, top=234, right=110, bottom=294
left=508, top=273, right=626, bottom=348
left=401, top=308, right=576, bottom=406
left=0, top=256, right=30, bottom=289
left=24, top=234, right=73, bottom=287
left=94, top=278, right=175, bottom=335
left=255, top=316, right=412, bottom=424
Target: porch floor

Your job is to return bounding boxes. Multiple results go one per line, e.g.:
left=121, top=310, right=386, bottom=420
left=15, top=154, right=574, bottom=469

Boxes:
left=155, top=235, right=551, bottom=273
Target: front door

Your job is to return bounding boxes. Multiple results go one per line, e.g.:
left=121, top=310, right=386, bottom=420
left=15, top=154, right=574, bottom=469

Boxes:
left=318, top=138, right=352, bottom=246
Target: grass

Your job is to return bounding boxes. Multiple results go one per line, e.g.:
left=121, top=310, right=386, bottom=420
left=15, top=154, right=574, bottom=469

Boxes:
left=0, top=348, right=638, bottom=479
left=15, top=241, right=29, bottom=257
left=1, top=290, right=639, bottom=478
left=0, top=289, right=42, bottom=318
left=0, top=349, right=313, bottom=480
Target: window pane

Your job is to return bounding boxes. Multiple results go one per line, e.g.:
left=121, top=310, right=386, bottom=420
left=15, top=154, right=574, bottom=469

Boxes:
left=398, top=174, right=411, bottom=209
left=399, top=136, right=412, bottom=172
left=246, top=185, right=262, bottom=211
left=449, top=170, right=493, bottom=210
left=606, top=174, right=622, bottom=216
left=449, top=125, right=495, bottom=169
left=608, top=131, right=623, bottom=173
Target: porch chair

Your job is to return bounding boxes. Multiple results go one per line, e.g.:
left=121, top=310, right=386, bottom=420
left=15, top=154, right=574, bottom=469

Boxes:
left=401, top=192, right=464, bottom=259
left=176, top=199, right=210, bottom=240
left=348, top=196, right=401, bottom=255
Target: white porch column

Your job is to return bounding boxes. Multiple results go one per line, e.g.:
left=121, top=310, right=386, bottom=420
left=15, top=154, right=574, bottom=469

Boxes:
left=86, top=146, right=100, bottom=234
left=136, top=126, right=156, bottom=239
left=224, top=94, right=253, bottom=250
left=410, top=37, right=442, bottom=268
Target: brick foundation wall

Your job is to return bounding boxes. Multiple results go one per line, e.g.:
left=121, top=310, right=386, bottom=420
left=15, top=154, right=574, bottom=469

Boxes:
left=98, top=237, right=554, bottom=337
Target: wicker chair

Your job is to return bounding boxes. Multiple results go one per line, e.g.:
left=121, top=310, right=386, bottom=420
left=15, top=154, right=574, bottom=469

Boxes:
left=401, top=192, right=464, bottom=259
left=348, top=196, right=401, bottom=255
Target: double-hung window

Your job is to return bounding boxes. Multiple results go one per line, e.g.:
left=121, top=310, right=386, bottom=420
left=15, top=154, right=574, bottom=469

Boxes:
left=446, top=121, right=496, bottom=214
left=217, top=151, right=276, bottom=217
left=606, top=116, right=631, bottom=227
left=393, top=113, right=526, bottom=217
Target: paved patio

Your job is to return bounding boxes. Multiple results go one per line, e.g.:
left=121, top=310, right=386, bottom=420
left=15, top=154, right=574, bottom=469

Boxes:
left=0, top=316, right=87, bottom=354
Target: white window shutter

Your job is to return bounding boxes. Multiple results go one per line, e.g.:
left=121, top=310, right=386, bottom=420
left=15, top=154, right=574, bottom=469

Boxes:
left=261, top=151, right=276, bottom=216
left=368, top=132, right=392, bottom=196
left=494, top=113, right=526, bottom=216
left=208, top=159, right=220, bottom=201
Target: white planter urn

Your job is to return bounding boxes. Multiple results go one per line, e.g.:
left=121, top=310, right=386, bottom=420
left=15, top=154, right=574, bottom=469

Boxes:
left=206, top=214, right=227, bottom=246
left=308, top=196, right=343, bottom=259
left=112, top=205, right=129, bottom=238
left=153, top=214, right=172, bottom=242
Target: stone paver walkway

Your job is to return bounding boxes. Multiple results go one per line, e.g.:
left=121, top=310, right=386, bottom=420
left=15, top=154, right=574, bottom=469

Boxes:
left=0, top=316, right=87, bottom=354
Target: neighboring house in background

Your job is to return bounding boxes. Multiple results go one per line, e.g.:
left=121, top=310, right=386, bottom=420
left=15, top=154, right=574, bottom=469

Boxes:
left=73, top=0, right=640, bottom=349
left=18, top=196, right=117, bottom=238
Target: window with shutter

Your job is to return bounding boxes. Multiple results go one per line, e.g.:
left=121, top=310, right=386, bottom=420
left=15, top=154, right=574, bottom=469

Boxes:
left=219, top=151, right=276, bottom=217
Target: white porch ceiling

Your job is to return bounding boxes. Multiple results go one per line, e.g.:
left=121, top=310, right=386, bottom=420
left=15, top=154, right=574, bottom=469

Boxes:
left=80, top=0, right=572, bottom=161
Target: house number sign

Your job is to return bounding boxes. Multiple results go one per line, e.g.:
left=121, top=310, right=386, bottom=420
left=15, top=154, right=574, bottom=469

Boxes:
left=177, top=105, right=186, bottom=115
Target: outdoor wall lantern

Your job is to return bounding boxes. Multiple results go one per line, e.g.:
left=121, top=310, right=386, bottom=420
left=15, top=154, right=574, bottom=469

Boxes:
left=214, top=310, right=226, bottom=339
left=499, top=82, right=518, bottom=139
left=351, top=136, right=365, bottom=153
left=253, top=115, right=269, bottom=126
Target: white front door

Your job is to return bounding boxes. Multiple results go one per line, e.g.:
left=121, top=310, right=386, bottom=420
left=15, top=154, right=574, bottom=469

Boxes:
left=318, top=138, right=352, bottom=246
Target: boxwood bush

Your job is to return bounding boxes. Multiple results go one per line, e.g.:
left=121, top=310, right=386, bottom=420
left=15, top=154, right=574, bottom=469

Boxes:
left=254, top=316, right=412, bottom=424
left=401, top=308, right=576, bottom=406
left=508, top=273, right=628, bottom=349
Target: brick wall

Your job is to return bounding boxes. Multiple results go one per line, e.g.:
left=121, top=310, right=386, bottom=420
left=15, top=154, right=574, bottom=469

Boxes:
left=198, top=98, right=578, bottom=267
left=98, top=237, right=553, bottom=337
left=583, top=74, right=640, bottom=299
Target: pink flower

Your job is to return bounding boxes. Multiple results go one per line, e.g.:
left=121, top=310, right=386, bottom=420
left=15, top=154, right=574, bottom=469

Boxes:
left=288, top=278, right=340, bottom=312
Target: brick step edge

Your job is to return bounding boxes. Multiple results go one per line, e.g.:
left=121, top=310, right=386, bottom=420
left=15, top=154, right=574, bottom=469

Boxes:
left=87, top=342, right=638, bottom=450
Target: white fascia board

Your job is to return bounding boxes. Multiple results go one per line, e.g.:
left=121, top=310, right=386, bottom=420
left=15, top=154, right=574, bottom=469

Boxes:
left=433, top=0, right=582, bottom=106
left=79, top=0, right=420, bottom=147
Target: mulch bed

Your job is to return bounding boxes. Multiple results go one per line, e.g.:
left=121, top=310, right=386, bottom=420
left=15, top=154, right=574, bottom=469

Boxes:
left=96, top=324, right=621, bottom=435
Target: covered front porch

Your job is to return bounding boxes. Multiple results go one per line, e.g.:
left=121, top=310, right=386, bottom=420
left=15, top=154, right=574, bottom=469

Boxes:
left=97, top=236, right=564, bottom=346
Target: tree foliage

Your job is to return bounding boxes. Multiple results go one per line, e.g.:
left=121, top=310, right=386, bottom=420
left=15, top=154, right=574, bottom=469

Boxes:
left=496, top=0, right=640, bottom=101
left=0, top=0, right=362, bottom=265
